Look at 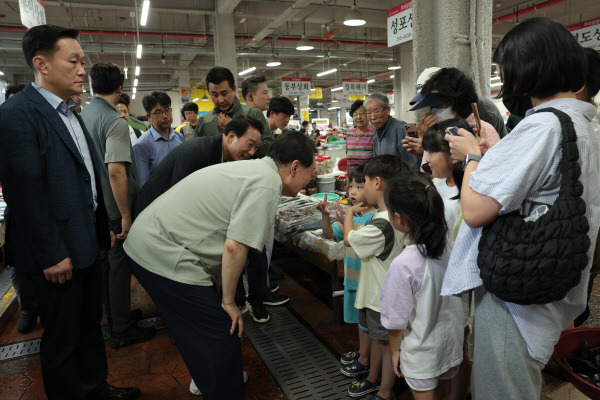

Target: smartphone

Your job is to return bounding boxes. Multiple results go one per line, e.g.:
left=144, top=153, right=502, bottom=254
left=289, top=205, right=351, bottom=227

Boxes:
left=471, top=102, right=482, bottom=138
left=405, top=123, right=418, bottom=138
left=445, top=126, right=460, bottom=136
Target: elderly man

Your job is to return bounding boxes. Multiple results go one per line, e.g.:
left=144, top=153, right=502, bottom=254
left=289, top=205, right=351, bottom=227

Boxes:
left=124, top=131, right=316, bottom=400
left=134, top=115, right=262, bottom=216
left=196, top=66, right=273, bottom=158
left=364, top=92, right=420, bottom=170
left=0, top=24, right=139, bottom=399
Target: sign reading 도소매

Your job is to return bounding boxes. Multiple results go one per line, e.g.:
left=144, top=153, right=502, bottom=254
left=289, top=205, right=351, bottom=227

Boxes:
left=309, top=87, right=323, bottom=99
left=569, top=18, right=600, bottom=51
left=343, top=79, right=368, bottom=96
left=282, top=78, right=311, bottom=96
left=19, top=0, right=46, bottom=29
left=387, top=0, right=412, bottom=48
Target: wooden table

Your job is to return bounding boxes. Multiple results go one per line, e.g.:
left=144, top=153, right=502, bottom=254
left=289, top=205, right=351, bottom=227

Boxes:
left=281, top=237, right=345, bottom=325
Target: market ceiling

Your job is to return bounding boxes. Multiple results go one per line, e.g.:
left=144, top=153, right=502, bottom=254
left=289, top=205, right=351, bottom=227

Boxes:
left=0, top=0, right=598, bottom=100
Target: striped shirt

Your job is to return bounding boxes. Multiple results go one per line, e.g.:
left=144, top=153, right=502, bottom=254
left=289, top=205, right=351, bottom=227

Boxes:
left=332, top=210, right=376, bottom=290
left=441, top=98, right=600, bottom=363
left=346, top=125, right=375, bottom=168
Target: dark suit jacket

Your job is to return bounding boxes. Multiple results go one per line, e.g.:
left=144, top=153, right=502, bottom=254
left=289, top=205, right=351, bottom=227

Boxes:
left=134, top=134, right=223, bottom=217
left=0, top=84, right=111, bottom=272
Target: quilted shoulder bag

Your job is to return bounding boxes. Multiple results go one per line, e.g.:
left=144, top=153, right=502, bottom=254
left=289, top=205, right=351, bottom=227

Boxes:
left=477, top=107, right=590, bottom=305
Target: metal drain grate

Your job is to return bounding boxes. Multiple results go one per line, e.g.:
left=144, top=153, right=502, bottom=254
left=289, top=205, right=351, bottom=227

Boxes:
left=243, top=306, right=352, bottom=400
left=0, top=339, right=41, bottom=361
left=0, top=316, right=167, bottom=362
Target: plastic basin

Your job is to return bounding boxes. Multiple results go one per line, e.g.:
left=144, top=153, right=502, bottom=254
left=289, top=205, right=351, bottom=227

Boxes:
left=553, top=327, right=600, bottom=399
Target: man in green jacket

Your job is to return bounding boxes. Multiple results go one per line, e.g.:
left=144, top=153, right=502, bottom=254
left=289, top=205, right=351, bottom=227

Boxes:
left=195, top=66, right=273, bottom=158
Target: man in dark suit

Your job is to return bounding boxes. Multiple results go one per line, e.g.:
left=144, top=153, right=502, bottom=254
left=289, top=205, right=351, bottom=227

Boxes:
left=134, top=115, right=261, bottom=216
left=0, top=25, right=140, bottom=400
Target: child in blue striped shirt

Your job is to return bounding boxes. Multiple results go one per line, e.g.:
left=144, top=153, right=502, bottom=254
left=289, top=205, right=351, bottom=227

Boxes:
left=317, top=166, right=377, bottom=378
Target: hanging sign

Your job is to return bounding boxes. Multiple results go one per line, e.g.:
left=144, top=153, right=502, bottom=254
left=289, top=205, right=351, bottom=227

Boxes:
left=569, top=18, right=600, bottom=51
left=342, top=79, right=368, bottom=96
left=301, top=107, right=310, bottom=124
left=309, top=87, right=323, bottom=99
left=19, top=0, right=46, bottom=29
left=349, top=95, right=366, bottom=101
left=282, top=78, right=311, bottom=96
left=387, top=1, right=413, bottom=48
left=180, top=87, right=191, bottom=104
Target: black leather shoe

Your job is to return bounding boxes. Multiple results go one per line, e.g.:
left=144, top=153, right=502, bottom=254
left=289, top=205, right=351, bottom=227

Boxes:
left=17, top=313, right=38, bottom=333
left=110, top=325, right=156, bottom=349
left=88, top=384, right=141, bottom=399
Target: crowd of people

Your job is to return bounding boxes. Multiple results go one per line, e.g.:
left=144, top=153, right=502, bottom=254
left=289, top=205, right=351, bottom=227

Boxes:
left=0, top=16, right=599, bottom=400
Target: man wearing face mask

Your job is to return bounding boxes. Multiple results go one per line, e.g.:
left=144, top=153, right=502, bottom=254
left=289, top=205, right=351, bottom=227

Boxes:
left=408, top=68, right=501, bottom=150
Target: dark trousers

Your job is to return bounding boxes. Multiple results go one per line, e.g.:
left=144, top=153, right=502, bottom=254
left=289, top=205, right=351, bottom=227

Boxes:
left=129, top=257, right=244, bottom=400
left=8, top=265, right=41, bottom=315
left=235, top=246, right=269, bottom=306
left=37, top=260, right=109, bottom=399
left=100, top=218, right=133, bottom=332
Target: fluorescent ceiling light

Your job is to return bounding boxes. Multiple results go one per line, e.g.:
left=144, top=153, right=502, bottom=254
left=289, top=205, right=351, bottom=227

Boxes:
left=343, top=1, right=366, bottom=26
left=132, top=87, right=136, bottom=94
left=136, top=44, right=143, bottom=59
left=0, top=70, right=4, bottom=76
left=135, top=66, right=140, bottom=76
left=491, top=76, right=501, bottom=81
left=134, top=78, right=138, bottom=86
left=311, top=88, right=316, bottom=91
left=331, top=86, right=343, bottom=91
left=317, top=68, right=337, bottom=77
left=201, top=94, right=209, bottom=101
left=140, top=1, right=150, bottom=26
left=266, top=55, right=281, bottom=67
left=239, top=66, right=256, bottom=76
left=193, top=98, right=199, bottom=102
left=124, top=67, right=128, bottom=79
left=388, top=66, right=401, bottom=70
left=367, top=79, right=375, bottom=84
left=390, top=75, right=395, bottom=78
left=296, top=35, right=314, bottom=51
left=328, top=106, right=340, bottom=110
left=332, top=100, right=338, bottom=103
left=132, top=94, right=136, bottom=99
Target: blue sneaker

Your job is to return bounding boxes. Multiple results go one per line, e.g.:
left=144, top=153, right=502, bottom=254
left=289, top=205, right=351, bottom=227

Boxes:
left=369, top=394, right=396, bottom=400
left=340, top=360, right=370, bottom=377
left=340, top=349, right=360, bottom=365
left=347, top=378, right=380, bottom=398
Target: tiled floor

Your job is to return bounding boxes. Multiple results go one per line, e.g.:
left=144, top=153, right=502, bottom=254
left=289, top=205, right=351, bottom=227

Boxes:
left=1, top=246, right=599, bottom=400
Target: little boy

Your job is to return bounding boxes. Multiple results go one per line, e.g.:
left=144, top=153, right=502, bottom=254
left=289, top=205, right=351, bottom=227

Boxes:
left=317, top=167, right=377, bottom=378
left=343, top=155, right=409, bottom=400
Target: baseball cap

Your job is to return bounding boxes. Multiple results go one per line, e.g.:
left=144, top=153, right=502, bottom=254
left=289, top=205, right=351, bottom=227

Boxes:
left=409, top=67, right=442, bottom=106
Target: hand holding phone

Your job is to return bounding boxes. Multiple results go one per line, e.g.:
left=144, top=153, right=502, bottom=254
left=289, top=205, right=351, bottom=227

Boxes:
left=405, top=123, right=418, bottom=138
left=445, top=126, right=460, bottom=136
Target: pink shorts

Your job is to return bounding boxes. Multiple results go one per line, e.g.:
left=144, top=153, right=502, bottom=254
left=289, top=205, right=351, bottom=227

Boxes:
left=404, top=364, right=460, bottom=392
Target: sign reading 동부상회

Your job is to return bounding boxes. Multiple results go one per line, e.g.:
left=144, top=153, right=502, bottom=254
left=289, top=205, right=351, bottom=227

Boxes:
left=387, top=1, right=412, bottom=48
left=282, top=78, right=311, bottom=96
left=19, top=0, right=46, bottom=29
left=569, top=18, right=600, bottom=51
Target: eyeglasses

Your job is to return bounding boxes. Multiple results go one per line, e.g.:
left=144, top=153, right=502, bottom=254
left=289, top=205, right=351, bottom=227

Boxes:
left=151, top=108, right=172, bottom=117
left=366, top=109, right=385, bottom=118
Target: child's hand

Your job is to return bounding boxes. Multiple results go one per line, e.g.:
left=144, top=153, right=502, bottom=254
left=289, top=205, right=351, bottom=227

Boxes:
left=333, top=199, right=344, bottom=222
left=392, top=350, right=403, bottom=378
left=348, top=202, right=368, bottom=217
left=316, top=193, right=331, bottom=216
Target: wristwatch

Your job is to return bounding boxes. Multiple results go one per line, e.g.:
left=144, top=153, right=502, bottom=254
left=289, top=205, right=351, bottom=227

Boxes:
left=464, top=154, right=482, bottom=168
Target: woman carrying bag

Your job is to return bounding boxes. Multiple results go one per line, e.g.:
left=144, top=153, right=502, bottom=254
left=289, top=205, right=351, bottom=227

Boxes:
left=440, top=17, right=600, bottom=400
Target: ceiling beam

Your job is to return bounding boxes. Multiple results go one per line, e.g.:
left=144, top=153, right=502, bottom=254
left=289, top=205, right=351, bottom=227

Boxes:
left=217, top=0, right=243, bottom=14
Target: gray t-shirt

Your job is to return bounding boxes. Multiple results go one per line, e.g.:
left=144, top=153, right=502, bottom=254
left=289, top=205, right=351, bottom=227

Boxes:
left=124, top=157, right=282, bottom=286
left=81, top=96, right=138, bottom=220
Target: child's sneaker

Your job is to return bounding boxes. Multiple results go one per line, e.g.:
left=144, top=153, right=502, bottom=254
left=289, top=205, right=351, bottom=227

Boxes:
left=340, top=349, right=360, bottom=365
left=347, top=378, right=380, bottom=398
left=340, top=360, right=369, bottom=377
left=369, top=395, right=396, bottom=400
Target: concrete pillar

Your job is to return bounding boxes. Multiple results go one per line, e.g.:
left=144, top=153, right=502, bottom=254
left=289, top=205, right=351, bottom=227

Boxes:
left=214, top=13, right=238, bottom=78
left=412, top=0, right=493, bottom=97
left=393, top=42, right=415, bottom=123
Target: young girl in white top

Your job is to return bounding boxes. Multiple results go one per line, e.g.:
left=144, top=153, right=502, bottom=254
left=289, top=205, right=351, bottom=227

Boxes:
left=381, top=172, right=463, bottom=400
left=422, top=119, right=477, bottom=400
